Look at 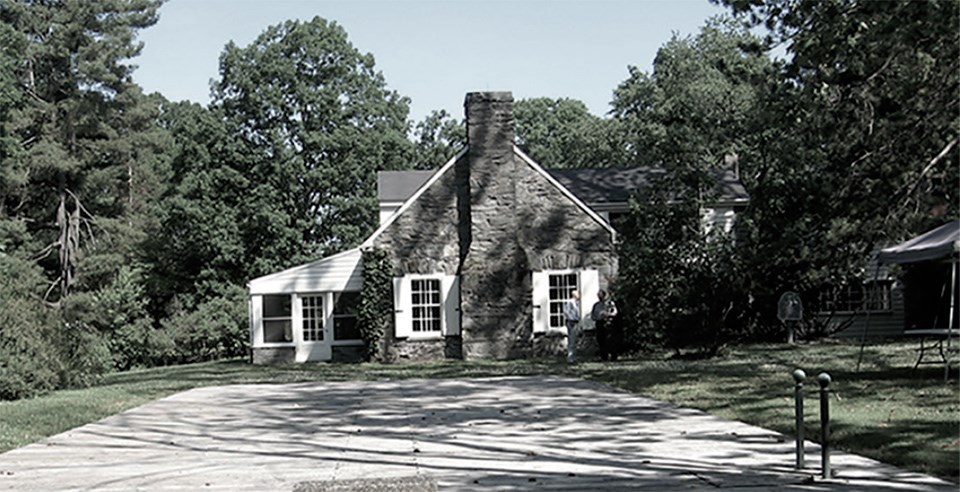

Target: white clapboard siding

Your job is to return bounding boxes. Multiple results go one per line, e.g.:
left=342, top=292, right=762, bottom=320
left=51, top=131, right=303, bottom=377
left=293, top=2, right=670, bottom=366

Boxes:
left=249, top=248, right=364, bottom=295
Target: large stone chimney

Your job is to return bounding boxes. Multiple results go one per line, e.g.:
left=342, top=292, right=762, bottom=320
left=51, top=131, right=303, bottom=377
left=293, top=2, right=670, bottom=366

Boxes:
left=457, top=92, right=528, bottom=358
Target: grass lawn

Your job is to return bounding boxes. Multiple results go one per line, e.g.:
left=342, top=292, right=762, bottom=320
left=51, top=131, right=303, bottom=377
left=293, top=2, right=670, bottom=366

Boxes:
left=0, top=340, right=957, bottom=482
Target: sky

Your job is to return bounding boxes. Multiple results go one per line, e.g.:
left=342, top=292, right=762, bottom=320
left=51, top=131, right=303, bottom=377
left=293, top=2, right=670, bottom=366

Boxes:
left=132, top=0, right=728, bottom=124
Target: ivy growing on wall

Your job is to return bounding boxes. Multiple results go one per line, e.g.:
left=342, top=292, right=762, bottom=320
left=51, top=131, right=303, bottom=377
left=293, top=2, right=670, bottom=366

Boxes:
left=358, top=248, right=393, bottom=361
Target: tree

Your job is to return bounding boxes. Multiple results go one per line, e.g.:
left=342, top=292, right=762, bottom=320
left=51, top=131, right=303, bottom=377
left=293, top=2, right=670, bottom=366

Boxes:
left=146, top=101, right=249, bottom=310
left=514, top=97, right=623, bottom=168
left=211, top=17, right=413, bottom=263
left=412, top=109, right=465, bottom=170
left=0, top=0, right=163, bottom=304
left=719, top=0, right=960, bottom=331
left=609, top=18, right=773, bottom=349
left=611, top=16, right=773, bottom=173
left=0, top=1, right=164, bottom=393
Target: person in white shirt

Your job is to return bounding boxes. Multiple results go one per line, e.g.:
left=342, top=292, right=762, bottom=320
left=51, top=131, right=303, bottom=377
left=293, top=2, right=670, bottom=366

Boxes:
left=564, top=290, right=581, bottom=364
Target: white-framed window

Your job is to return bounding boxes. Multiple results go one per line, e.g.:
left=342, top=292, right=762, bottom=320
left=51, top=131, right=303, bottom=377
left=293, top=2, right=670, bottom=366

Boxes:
left=333, top=291, right=361, bottom=341
left=817, top=281, right=893, bottom=314
left=532, top=269, right=599, bottom=333
left=548, top=272, right=578, bottom=330
left=301, top=294, right=324, bottom=342
left=262, top=294, right=293, bottom=343
left=411, top=278, right=442, bottom=333
left=394, top=274, right=460, bottom=338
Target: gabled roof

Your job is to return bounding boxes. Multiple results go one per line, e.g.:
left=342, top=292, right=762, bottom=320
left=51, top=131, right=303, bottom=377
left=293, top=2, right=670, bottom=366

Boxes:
left=365, top=146, right=617, bottom=248
left=379, top=166, right=749, bottom=206
left=363, top=148, right=467, bottom=249
left=248, top=247, right=363, bottom=294
left=378, top=170, right=435, bottom=203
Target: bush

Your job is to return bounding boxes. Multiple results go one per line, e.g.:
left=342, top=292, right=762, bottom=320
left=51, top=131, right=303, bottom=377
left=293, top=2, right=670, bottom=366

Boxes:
left=0, top=296, right=62, bottom=400
left=614, top=175, right=751, bottom=356
left=162, top=285, right=249, bottom=363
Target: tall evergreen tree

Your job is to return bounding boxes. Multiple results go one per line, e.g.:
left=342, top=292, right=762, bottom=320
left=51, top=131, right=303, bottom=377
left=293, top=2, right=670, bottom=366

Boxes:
left=0, top=0, right=163, bottom=304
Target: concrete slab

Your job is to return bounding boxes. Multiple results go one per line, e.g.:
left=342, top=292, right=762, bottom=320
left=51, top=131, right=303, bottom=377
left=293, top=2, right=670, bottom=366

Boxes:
left=0, top=376, right=954, bottom=491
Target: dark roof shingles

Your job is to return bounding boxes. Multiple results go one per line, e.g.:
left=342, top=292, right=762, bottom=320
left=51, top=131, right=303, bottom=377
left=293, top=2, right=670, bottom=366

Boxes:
left=378, top=167, right=748, bottom=205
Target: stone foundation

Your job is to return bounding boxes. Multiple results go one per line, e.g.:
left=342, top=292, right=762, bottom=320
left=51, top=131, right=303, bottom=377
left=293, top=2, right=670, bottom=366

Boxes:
left=251, top=347, right=295, bottom=365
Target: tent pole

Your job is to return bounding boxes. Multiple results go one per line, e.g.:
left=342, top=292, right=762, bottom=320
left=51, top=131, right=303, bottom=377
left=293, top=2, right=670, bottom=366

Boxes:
left=945, top=259, right=957, bottom=381
left=857, top=261, right=882, bottom=373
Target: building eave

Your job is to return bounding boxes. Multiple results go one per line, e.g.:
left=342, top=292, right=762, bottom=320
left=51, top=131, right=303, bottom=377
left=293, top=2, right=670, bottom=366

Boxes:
left=361, top=147, right=468, bottom=250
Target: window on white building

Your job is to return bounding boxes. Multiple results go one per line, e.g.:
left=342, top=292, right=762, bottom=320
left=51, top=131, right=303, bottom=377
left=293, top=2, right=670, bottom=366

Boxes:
left=412, top=278, right=442, bottom=333
left=548, top=273, right=578, bottom=330
left=817, top=281, right=892, bottom=313
left=301, top=294, right=324, bottom=342
left=393, top=275, right=460, bottom=338
left=262, top=294, right=292, bottom=343
left=333, top=292, right=361, bottom=341
left=532, top=269, right=599, bottom=333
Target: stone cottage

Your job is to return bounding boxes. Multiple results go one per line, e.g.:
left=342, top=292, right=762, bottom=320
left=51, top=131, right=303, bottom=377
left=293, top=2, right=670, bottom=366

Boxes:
left=247, top=91, right=748, bottom=363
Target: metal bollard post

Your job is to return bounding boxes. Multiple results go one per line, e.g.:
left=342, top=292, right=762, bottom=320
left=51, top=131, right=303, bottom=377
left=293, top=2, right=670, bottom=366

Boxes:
left=792, top=369, right=806, bottom=469
left=818, top=372, right=832, bottom=479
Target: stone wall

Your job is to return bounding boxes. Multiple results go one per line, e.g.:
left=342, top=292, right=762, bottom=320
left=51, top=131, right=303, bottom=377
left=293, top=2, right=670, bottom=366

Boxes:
left=516, top=157, right=618, bottom=282
left=458, top=92, right=531, bottom=359
left=371, top=91, right=616, bottom=361
left=251, top=347, right=295, bottom=365
left=372, top=162, right=462, bottom=361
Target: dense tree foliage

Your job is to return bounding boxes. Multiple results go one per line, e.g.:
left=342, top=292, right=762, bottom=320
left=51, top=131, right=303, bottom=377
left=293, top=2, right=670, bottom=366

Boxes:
left=514, top=97, right=624, bottom=168
left=412, top=109, right=465, bottom=170
left=612, top=17, right=772, bottom=173
left=611, top=18, right=770, bottom=352
left=1, top=1, right=956, bottom=398
left=718, top=0, right=959, bottom=332
left=0, top=0, right=165, bottom=397
left=212, top=17, right=413, bottom=260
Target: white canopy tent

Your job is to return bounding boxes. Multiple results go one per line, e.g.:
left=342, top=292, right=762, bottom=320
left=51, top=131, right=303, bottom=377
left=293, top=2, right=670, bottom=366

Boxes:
left=867, top=220, right=959, bottom=379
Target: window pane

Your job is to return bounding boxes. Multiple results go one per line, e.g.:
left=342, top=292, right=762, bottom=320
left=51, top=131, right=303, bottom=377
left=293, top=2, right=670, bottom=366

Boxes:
left=817, top=281, right=892, bottom=313
left=264, top=319, right=292, bottom=343
left=263, top=295, right=291, bottom=318
left=334, top=292, right=360, bottom=315
left=301, top=295, right=324, bottom=342
left=334, top=316, right=361, bottom=340
left=547, top=273, right=577, bottom=329
left=411, top=278, right=442, bottom=333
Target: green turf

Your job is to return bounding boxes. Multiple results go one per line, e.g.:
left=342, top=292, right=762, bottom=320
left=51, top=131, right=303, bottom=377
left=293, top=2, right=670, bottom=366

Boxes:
left=0, top=341, right=956, bottom=482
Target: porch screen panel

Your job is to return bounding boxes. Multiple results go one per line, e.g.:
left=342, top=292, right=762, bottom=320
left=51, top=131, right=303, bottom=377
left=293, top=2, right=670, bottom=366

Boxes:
left=333, top=292, right=361, bottom=340
left=262, top=294, right=292, bottom=343
left=301, top=295, right=324, bottom=342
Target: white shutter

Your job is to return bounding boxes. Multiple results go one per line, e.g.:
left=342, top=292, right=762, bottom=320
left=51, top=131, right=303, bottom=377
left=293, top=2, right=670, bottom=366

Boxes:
left=250, top=295, right=263, bottom=346
left=393, top=277, right=412, bottom=338
left=532, top=271, right=549, bottom=333
left=579, top=269, right=600, bottom=331
left=442, top=275, right=460, bottom=336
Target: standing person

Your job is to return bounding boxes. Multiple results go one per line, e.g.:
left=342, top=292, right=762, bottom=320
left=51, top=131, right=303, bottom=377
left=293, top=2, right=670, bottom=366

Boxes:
left=592, top=290, right=619, bottom=361
left=564, top=290, right=581, bottom=364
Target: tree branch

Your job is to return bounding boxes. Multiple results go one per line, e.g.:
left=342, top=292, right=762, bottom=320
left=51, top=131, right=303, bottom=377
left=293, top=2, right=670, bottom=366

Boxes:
left=904, top=135, right=958, bottom=198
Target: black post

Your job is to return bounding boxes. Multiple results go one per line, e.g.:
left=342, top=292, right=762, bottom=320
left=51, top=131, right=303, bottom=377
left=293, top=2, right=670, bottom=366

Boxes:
left=792, top=369, right=806, bottom=469
left=818, top=372, right=832, bottom=479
